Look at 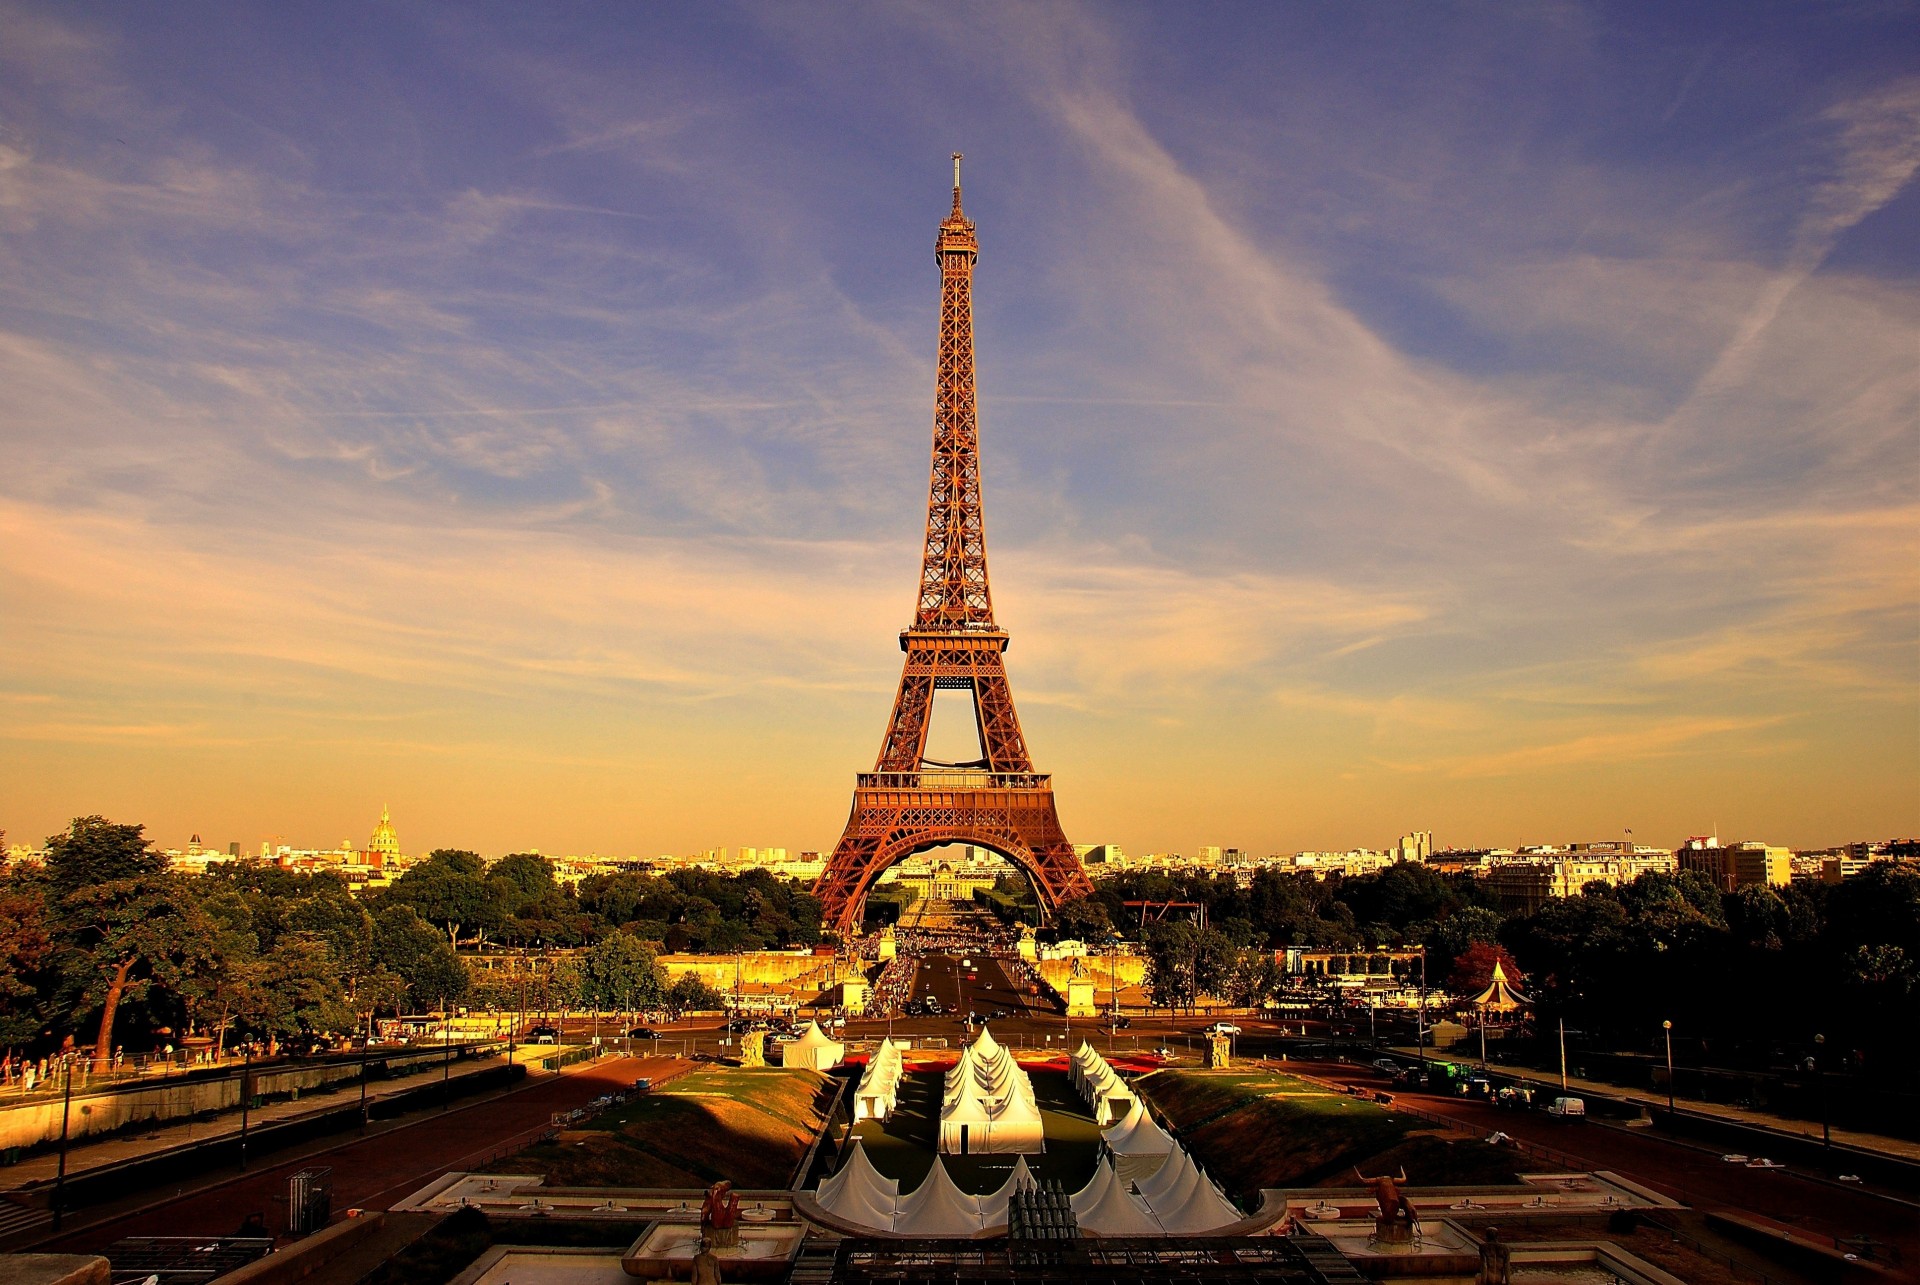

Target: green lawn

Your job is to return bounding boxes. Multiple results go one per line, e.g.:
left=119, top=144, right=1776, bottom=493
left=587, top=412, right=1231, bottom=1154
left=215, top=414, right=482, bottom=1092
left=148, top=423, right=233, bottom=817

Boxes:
left=1135, top=1070, right=1544, bottom=1199
left=499, top=1067, right=837, bottom=1190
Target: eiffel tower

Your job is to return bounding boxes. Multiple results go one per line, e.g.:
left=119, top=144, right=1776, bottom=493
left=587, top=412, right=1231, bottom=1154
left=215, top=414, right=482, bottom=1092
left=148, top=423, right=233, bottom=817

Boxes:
left=813, top=157, right=1094, bottom=936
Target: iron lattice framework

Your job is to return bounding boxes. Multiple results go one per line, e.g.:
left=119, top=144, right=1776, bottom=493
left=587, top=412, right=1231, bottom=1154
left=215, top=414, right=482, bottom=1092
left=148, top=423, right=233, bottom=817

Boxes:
left=814, top=158, right=1093, bottom=935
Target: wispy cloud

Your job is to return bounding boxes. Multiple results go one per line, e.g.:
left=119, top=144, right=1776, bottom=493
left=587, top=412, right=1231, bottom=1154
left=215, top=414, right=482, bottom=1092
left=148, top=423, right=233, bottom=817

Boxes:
left=0, top=1, right=1912, bottom=853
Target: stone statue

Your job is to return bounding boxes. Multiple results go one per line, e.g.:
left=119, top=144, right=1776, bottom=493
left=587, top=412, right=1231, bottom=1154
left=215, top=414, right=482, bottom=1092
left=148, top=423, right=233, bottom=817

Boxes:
left=1354, top=1166, right=1419, bottom=1243
left=700, top=1180, right=741, bottom=1250
left=691, top=1236, right=724, bottom=1285
left=1477, top=1226, right=1512, bottom=1284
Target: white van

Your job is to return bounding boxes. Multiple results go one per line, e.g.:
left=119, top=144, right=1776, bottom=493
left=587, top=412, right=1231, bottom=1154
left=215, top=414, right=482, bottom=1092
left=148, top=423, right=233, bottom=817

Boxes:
left=1546, top=1096, right=1586, bottom=1117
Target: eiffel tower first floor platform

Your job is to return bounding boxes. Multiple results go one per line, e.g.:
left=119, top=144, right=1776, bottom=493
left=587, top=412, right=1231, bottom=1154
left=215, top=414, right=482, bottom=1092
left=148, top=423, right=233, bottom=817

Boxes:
left=813, top=771, right=1095, bottom=936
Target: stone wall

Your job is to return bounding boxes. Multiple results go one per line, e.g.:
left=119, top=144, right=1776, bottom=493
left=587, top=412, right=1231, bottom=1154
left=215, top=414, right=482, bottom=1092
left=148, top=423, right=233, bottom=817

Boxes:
left=0, top=1049, right=481, bottom=1152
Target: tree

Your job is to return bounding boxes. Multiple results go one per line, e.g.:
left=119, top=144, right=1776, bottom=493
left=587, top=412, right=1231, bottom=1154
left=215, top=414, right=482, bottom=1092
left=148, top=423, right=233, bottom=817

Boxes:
left=578, top=931, right=667, bottom=1010
left=371, top=904, right=469, bottom=1010
left=1225, top=948, right=1285, bottom=1009
left=241, top=932, right=356, bottom=1053
left=1423, top=906, right=1504, bottom=978
left=387, top=850, right=499, bottom=949
left=1141, top=922, right=1236, bottom=1013
left=1053, top=896, right=1112, bottom=944
left=667, top=972, right=725, bottom=1013
left=0, top=877, right=52, bottom=1052
left=44, top=817, right=164, bottom=897
left=1448, top=942, right=1524, bottom=997
left=56, top=874, right=200, bottom=1072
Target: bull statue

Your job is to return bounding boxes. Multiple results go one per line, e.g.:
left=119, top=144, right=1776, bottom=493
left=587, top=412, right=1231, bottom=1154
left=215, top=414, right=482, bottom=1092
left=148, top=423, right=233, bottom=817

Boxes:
left=1354, top=1166, right=1420, bottom=1244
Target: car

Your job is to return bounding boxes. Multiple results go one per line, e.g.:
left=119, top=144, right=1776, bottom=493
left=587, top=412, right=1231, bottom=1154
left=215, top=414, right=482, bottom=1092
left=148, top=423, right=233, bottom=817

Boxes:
left=1546, top=1096, right=1587, bottom=1117
left=1373, top=1058, right=1400, bottom=1075
left=1204, top=1023, right=1242, bottom=1036
left=632, top=1077, right=653, bottom=1092
left=628, top=1027, right=662, bottom=1040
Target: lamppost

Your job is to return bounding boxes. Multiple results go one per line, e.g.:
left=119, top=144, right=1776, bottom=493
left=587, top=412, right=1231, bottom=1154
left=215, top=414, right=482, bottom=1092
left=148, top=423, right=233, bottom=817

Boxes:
left=1662, top=1020, right=1675, bottom=1114
left=1416, top=946, right=1428, bottom=1078
left=239, top=1043, right=253, bottom=1170
left=51, top=1055, right=72, bottom=1230
left=441, top=996, right=451, bottom=1112
left=1811, top=1033, right=1830, bottom=1158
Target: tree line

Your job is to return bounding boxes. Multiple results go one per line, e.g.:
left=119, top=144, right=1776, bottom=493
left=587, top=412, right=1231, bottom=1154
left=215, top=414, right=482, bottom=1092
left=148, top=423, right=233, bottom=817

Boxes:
left=0, top=817, right=820, bottom=1068
left=1052, top=860, right=1920, bottom=1077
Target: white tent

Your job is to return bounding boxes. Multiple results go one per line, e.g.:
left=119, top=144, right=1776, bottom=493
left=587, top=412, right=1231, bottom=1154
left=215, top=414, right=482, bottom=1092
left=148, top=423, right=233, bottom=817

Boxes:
left=938, top=1027, right=1044, bottom=1154
left=1148, top=1162, right=1242, bottom=1235
left=1068, top=1042, right=1137, bottom=1126
left=1069, top=1153, right=1119, bottom=1219
left=981, top=1156, right=1036, bottom=1210
left=1102, top=1097, right=1174, bottom=1181
left=854, top=1038, right=904, bottom=1122
left=893, top=1156, right=987, bottom=1237
left=781, top=1021, right=845, bottom=1071
left=815, top=1138, right=899, bottom=1230
left=1134, top=1143, right=1198, bottom=1208
left=1073, top=1158, right=1165, bottom=1237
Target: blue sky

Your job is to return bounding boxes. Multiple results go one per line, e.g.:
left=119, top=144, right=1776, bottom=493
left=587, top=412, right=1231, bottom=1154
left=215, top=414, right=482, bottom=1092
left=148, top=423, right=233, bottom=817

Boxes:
left=1, top=1, right=1915, bottom=857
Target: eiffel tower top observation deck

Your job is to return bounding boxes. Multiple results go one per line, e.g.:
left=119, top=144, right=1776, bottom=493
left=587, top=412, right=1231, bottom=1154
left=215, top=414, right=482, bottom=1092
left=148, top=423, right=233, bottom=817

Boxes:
left=811, top=158, right=1092, bottom=935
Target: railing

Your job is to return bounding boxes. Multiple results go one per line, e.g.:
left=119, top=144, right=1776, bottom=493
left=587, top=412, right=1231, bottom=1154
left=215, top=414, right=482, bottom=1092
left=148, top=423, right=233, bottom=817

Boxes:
left=857, top=771, right=1051, bottom=790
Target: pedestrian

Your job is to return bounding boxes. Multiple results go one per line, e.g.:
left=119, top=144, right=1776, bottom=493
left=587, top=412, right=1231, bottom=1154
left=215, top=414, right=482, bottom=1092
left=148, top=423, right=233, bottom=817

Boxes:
left=113, top=1046, right=124, bottom=1072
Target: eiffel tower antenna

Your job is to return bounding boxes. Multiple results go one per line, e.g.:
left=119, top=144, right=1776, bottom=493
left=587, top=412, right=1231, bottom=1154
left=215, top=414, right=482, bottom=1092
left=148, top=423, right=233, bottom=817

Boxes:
left=813, top=160, right=1093, bottom=936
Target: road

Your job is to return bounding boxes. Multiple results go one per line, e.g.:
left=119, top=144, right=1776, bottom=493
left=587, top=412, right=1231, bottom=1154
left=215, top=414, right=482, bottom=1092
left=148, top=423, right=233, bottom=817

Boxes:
left=1287, top=1058, right=1919, bottom=1273
left=33, top=1054, right=684, bottom=1256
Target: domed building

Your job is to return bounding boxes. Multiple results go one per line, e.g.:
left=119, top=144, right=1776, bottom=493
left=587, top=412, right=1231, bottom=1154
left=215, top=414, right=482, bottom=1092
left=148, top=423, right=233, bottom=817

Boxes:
left=366, top=805, right=403, bottom=870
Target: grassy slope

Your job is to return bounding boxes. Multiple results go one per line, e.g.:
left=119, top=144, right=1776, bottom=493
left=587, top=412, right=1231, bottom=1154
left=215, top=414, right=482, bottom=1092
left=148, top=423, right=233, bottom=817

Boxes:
left=498, top=1067, right=837, bottom=1189
left=1136, top=1070, right=1538, bottom=1198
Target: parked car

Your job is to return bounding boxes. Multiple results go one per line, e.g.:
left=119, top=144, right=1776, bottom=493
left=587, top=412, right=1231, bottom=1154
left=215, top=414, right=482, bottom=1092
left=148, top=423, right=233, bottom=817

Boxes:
left=1546, top=1096, right=1586, bottom=1117
left=632, top=1077, right=653, bottom=1092
left=1204, top=1022, right=1242, bottom=1036
left=527, top=1026, right=559, bottom=1045
left=1373, top=1058, right=1401, bottom=1075
left=628, top=1027, right=662, bottom=1040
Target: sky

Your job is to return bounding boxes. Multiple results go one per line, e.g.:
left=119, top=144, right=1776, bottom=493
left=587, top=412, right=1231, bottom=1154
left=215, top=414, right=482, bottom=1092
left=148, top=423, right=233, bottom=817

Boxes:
left=1, top=1, right=1916, bottom=860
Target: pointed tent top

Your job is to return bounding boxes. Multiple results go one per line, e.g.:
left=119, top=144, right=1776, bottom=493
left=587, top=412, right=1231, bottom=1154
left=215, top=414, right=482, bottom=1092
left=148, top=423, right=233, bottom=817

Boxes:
left=972, top=1024, right=1002, bottom=1058
left=1069, top=1154, right=1118, bottom=1217
left=1472, top=958, right=1529, bottom=1011
left=896, top=1154, right=987, bottom=1236
left=983, top=1155, right=1036, bottom=1207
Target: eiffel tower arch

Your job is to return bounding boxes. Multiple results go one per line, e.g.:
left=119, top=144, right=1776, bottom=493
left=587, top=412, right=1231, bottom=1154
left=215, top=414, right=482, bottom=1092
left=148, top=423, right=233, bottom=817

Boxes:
left=813, top=157, right=1094, bottom=936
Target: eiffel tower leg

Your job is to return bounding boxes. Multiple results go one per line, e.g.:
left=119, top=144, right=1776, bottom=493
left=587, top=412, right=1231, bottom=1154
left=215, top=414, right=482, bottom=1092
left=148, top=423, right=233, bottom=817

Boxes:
left=876, top=671, right=935, bottom=773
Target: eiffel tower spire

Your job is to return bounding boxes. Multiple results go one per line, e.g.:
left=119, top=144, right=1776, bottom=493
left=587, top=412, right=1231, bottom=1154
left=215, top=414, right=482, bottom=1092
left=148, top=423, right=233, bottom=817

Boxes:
left=919, top=152, right=994, bottom=630
left=812, top=159, right=1092, bottom=936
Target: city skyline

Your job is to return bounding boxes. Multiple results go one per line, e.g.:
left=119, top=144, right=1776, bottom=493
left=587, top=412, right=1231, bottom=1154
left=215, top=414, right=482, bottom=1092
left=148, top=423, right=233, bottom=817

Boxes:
left=3, top=3, right=1917, bottom=857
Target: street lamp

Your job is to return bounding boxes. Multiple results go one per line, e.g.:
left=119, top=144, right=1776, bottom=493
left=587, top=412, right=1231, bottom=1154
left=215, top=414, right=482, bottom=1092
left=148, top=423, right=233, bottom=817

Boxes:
left=1812, top=1033, right=1830, bottom=1158
left=1662, top=1020, right=1674, bottom=1114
